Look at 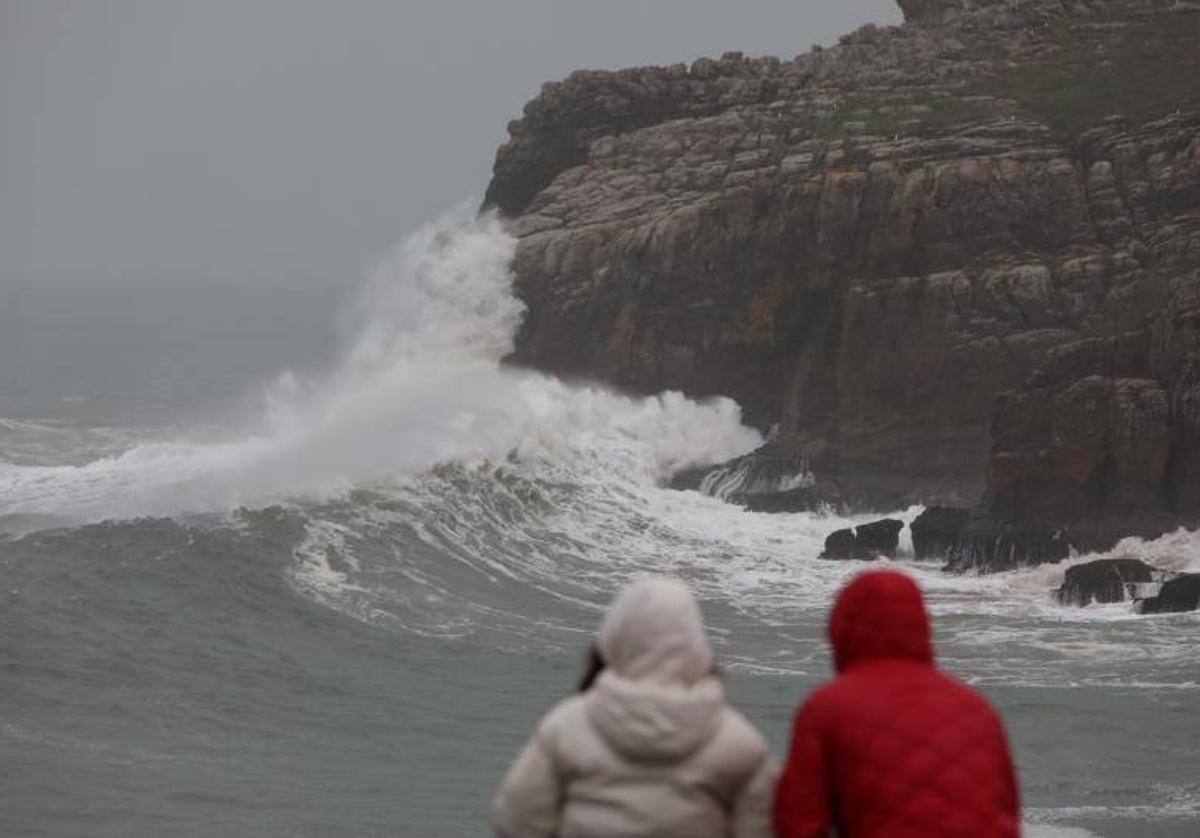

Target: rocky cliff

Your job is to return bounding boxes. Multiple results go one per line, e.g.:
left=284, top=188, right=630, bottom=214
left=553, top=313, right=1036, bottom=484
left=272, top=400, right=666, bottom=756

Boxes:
left=949, top=223, right=1200, bottom=571
left=486, top=0, right=1200, bottom=562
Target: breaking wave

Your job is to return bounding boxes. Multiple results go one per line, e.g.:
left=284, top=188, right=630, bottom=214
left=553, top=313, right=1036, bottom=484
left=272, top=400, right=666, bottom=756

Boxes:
left=3, top=203, right=1197, bottom=837
left=0, top=205, right=759, bottom=527
left=2, top=203, right=1196, bottom=682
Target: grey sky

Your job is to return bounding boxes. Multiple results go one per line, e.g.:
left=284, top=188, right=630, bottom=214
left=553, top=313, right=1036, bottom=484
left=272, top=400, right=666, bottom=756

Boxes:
left=2, top=0, right=900, bottom=287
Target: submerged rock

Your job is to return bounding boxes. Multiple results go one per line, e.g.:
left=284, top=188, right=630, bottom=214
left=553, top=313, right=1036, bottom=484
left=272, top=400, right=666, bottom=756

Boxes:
left=1053, top=559, right=1161, bottom=607
left=820, top=519, right=904, bottom=560
left=1138, top=574, right=1200, bottom=614
left=911, top=507, right=969, bottom=560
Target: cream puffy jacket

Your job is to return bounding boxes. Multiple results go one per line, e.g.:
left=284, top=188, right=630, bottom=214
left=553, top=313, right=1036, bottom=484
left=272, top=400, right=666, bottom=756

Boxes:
left=490, top=578, right=775, bottom=838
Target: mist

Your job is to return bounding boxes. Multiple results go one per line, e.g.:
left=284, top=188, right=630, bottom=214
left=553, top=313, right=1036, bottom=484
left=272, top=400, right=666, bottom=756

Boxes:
left=2, top=0, right=899, bottom=288
left=1, top=0, right=899, bottom=423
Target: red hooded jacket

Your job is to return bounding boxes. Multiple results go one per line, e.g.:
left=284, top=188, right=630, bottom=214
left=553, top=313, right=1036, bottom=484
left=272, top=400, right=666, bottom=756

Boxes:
left=773, top=570, right=1019, bottom=837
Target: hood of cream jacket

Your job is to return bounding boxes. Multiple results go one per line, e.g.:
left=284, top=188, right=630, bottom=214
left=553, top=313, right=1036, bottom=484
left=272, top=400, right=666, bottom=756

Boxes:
left=587, top=577, right=723, bottom=762
left=596, top=576, right=713, bottom=686
left=491, top=578, right=775, bottom=838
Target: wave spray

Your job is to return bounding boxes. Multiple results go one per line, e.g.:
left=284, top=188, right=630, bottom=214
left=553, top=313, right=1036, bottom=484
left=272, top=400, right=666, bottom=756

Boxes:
left=0, top=205, right=760, bottom=525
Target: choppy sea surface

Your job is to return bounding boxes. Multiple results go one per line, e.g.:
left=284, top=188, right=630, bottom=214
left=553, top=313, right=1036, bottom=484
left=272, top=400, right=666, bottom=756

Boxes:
left=2, top=208, right=1198, bottom=837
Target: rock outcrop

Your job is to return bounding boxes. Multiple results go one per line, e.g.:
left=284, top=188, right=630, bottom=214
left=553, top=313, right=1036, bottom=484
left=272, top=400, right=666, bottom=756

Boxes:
left=910, top=506, right=969, bottom=559
left=668, top=445, right=843, bottom=512
left=820, top=518, right=905, bottom=560
left=1137, top=573, right=1200, bottom=614
left=948, top=266, right=1200, bottom=572
left=1053, top=558, right=1161, bottom=607
left=487, top=0, right=1200, bottom=556
left=821, top=528, right=860, bottom=561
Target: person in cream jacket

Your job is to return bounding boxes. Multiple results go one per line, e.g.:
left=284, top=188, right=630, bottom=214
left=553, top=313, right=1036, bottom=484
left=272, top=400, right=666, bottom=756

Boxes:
left=490, top=577, right=775, bottom=838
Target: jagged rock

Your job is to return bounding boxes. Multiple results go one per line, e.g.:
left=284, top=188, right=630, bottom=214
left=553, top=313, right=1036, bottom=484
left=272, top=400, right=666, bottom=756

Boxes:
left=856, top=519, right=906, bottom=558
left=820, top=518, right=904, bottom=560
left=1053, top=559, right=1161, bottom=607
left=669, top=445, right=843, bottom=512
left=911, top=507, right=969, bottom=559
left=945, top=523, right=1070, bottom=573
left=821, top=528, right=859, bottom=560
left=948, top=272, right=1200, bottom=571
left=742, top=489, right=835, bottom=514
left=488, top=1, right=1200, bottom=543
left=1137, top=574, right=1200, bottom=614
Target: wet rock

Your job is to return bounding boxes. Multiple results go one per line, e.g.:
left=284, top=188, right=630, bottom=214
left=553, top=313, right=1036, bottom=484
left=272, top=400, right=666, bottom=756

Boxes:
left=820, top=518, right=904, bottom=560
left=821, top=528, right=859, bottom=560
left=1138, top=574, right=1200, bottom=614
left=945, top=523, right=1070, bottom=574
left=489, top=0, right=1200, bottom=536
left=948, top=275, right=1200, bottom=571
left=856, top=519, right=906, bottom=558
left=741, top=489, right=834, bottom=514
left=1053, top=559, right=1160, bottom=607
left=911, top=507, right=969, bottom=559
left=669, top=446, right=844, bottom=512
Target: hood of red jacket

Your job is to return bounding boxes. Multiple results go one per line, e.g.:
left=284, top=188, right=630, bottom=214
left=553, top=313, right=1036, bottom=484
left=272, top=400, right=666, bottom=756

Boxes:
left=829, top=570, right=934, bottom=673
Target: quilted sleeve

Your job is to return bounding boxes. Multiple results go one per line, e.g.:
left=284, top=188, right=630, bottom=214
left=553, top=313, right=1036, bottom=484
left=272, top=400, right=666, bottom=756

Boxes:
left=489, top=718, right=563, bottom=838
left=772, top=701, right=833, bottom=838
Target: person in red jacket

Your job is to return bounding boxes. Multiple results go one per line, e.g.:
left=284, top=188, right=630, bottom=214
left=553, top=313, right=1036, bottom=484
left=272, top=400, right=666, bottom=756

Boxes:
left=773, top=569, right=1019, bottom=837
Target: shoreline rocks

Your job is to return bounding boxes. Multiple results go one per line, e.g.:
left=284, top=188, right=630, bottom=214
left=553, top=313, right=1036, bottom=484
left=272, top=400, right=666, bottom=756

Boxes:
left=1053, top=559, right=1162, bottom=607
left=911, top=507, right=969, bottom=560
left=944, top=522, right=1071, bottom=574
left=1137, top=574, right=1200, bottom=614
left=820, top=519, right=904, bottom=560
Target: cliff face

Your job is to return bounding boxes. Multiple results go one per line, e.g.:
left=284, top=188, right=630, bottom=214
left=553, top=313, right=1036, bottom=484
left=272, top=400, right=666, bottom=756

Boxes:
left=486, top=1, right=1200, bottom=527
left=950, top=208, right=1200, bottom=571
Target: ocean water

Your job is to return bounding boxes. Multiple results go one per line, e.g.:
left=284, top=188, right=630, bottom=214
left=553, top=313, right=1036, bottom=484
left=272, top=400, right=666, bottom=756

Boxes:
left=2, top=207, right=1198, bottom=837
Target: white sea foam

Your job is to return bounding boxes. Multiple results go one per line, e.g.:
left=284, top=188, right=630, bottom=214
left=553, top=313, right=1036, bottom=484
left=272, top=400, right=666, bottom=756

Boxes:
left=0, top=204, right=759, bottom=526
left=906, top=520, right=1200, bottom=604
left=1022, top=821, right=1099, bottom=835
left=4, top=203, right=1197, bottom=695
left=1025, top=783, right=1200, bottom=825
left=290, top=444, right=1200, bottom=691
left=1022, top=826, right=1102, bottom=838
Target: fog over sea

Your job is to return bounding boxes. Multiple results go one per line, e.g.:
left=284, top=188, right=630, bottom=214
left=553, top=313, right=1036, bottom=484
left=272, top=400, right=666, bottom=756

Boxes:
left=2, top=208, right=1198, bottom=837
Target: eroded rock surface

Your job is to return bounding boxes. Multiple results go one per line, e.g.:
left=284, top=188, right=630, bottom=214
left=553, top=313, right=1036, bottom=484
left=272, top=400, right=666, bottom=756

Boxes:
left=911, top=506, right=970, bottom=559
left=948, top=270, right=1200, bottom=572
left=820, top=519, right=905, bottom=560
left=1053, top=559, right=1162, bottom=607
left=1138, top=574, right=1200, bottom=614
